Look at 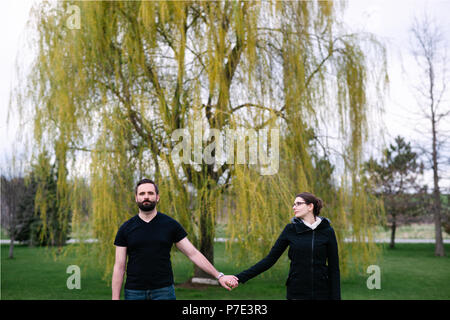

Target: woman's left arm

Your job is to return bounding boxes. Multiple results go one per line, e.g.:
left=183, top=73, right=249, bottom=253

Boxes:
left=327, top=227, right=341, bottom=300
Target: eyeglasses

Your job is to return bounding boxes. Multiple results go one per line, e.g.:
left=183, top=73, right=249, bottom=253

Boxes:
left=293, top=201, right=307, bottom=207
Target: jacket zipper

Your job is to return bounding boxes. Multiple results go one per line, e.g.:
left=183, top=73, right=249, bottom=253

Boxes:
left=311, top=230, right=315, bottom=299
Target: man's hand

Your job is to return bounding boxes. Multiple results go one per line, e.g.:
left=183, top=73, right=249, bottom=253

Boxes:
left=218, top=275, right=239, bottom=291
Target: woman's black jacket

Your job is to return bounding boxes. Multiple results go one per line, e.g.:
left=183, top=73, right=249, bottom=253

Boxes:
left=235, top=217, right=341, bottom=300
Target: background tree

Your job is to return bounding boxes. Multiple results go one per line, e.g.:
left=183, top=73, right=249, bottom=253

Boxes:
left=0, top=153, right=66, bottom=253
left=1, top=153, right=29, bottom=258
left=409, top=14, right=449, bottom=256
left=31, top=150, right=71, bottom=247
left=0, top=153, right=71, bottom=250
left=364, top=136, right=425, bottom=248
left=17, top=1, right=388, bottom=281
left=1, top=175, right=25, bottom=258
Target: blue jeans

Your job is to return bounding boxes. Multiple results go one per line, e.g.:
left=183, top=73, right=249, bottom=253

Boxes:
left=124, top=285, right=176, bottom=300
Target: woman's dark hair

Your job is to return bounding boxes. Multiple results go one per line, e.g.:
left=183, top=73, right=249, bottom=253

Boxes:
left=295, top=192, right=323, bottom=216
left=135, top=178, right=159, bottom=195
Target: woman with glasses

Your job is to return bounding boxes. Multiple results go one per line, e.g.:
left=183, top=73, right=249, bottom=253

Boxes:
left=232, top=192, right=341, bottom=300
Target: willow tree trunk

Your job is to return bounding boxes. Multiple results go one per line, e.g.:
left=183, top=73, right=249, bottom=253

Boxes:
left=193, top=218, right=215, bottom=279
left=193, top=190, right=215, bottom=280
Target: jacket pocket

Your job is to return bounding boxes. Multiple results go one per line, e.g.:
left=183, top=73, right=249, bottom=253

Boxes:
left=315, top=272, right=329, bottom=292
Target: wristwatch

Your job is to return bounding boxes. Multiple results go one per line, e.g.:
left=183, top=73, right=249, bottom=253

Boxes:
left=216, top=272, right=225, bottom=280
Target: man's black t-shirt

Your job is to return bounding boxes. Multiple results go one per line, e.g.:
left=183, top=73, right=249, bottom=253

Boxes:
left=114, top=212, right=187, bottom=290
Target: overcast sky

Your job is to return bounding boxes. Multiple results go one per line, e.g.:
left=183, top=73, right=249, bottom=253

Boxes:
left=1, top=0, right=449, bottom=188
left=343, top=0, right=450, bottom=189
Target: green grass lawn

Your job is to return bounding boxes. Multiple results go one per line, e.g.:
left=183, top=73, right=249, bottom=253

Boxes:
left=1, top=243, right=449, bottom=300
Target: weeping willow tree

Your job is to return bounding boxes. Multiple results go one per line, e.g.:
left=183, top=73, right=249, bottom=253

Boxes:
left=18, top=0, right=387, bottom=282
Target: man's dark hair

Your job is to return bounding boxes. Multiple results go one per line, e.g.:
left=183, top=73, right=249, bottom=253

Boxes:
left=135, top=178, right=159, bottom=195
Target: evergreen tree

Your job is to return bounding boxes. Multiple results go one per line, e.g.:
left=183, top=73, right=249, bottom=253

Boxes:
left=364, top=136, right=425, bottom=248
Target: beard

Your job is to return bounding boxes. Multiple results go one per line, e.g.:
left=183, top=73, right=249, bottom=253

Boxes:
left=137, top=200, right=157, bottom=212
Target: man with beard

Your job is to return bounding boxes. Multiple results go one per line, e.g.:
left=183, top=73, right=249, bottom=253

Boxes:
left=112, top=178, right=238, bottom=300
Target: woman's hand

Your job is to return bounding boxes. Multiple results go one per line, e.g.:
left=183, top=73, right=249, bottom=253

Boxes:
left=218, top=275, right=239, bottom=290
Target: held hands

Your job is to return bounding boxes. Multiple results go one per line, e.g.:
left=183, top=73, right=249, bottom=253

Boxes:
left=218, top=275, right=239, bottom=291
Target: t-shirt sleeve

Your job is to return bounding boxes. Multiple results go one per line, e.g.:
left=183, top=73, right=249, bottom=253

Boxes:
left=114, top=223, right=128, bottom=247
left=172, top=220, right=188, bottom=243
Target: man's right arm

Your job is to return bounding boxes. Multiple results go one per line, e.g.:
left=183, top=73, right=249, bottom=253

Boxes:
left=112, top=246, right=127, bottom=300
